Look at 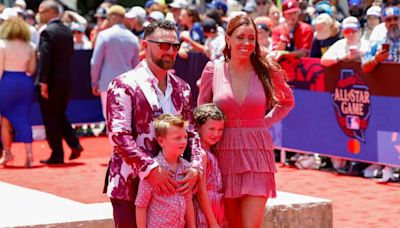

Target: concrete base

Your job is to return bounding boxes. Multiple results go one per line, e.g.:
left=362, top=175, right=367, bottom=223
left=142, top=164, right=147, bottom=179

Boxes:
left=264, top=192, right=333, bottom=228
left=0, top=182, right=332, bottom=228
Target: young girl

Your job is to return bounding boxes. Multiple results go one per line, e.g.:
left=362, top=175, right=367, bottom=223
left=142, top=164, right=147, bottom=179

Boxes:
left=193, top=103, right=226, bottom=228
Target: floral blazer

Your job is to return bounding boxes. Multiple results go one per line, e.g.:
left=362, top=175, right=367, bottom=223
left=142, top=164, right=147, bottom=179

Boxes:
left=105, top=60, right=202, bottom=201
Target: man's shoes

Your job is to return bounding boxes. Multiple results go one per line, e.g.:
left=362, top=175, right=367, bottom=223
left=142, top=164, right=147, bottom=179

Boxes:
left=69, top=145, right=83, bottom=160
left=40, top=158, right=64, bottom=164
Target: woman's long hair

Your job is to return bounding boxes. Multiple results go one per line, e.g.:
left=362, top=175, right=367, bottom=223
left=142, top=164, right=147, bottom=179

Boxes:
left=223, top=15, right=278, bottom=107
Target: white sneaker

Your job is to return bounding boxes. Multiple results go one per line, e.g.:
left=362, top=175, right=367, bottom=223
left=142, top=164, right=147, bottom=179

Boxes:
left=363, top=164, right=383, bottom=178
left=377, top=166, right=394, bottom=183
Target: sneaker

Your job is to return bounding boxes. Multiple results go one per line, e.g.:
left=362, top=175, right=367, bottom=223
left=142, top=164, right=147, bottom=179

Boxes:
left=363, top=164, right=383, bottom=178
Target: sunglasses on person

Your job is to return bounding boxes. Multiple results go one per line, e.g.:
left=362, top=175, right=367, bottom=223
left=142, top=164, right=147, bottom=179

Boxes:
left=385, top=16, right=399, bottom=23
left=147, top=40, right=181, bottom=51
left=343, top=28, right=357, bottom=35
left=257, top=1, right=267, bottom=5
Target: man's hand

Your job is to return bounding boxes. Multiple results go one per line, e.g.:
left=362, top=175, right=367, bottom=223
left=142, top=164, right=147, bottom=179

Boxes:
left=374, top=49, right=389, bottom=63
left=147, top=166, right=177, bottom=195
left=177, top=168, right=200, bottom=195
left=92, top=84, right=101, bottom=96
left=40, top=83, right=49, bottom=99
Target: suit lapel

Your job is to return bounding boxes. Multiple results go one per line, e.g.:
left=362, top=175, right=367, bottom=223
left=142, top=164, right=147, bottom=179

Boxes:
left=135, top=64, right=161, bottom=112
left=169, top=73, right=184, bottom=114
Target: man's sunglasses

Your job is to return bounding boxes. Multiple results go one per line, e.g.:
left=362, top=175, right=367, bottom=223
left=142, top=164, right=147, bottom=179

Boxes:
left=147, top=40, right=181, bottom=51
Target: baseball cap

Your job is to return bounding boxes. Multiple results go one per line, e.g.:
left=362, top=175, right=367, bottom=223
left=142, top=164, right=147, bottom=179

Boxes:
left=107, top=5, right=126, bottom=16
left=382, top=6, right=400, bottom=19
left=14, top=0, right=26, bottom=9
left=0, top=8, right=18, bottom=21
left=366, top=6, right=381, bottom=17
left=169, top=0, right=188, bottom=9
left=282, top=0, right=300, bottom=14
left=342, top=16, right=360, bottom=31
left=94, top=7, right=107, bottom=18
left=148, top=11, right=165, bottom=21
left=71, top=22, right=85, bottom=33
left=202, top=18, right=217, bottom=33
left=125, top=6, right=146, bottom=21
left=254, top=16, right=273, bottom=29
left=207, top=0, right=228, bottom=15
left=243, top=1, right=257, bottom=13
left=315, top=1, right=333, bottom=16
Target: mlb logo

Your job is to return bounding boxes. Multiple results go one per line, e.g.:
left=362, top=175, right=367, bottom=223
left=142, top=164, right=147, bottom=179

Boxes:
left=346, top=115, right=360, bottom=130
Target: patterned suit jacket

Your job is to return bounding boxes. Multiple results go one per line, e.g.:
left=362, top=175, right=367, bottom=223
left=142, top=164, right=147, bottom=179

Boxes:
left=106, top=60, right=202, bottom=201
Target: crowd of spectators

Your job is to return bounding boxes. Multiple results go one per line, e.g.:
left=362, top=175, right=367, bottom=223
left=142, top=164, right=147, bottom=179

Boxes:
left=0, top=0, right=398, bottom=181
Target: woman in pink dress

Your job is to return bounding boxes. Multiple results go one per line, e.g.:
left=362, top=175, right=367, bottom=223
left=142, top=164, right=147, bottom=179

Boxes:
left=197, top=15, right=295, bottom=228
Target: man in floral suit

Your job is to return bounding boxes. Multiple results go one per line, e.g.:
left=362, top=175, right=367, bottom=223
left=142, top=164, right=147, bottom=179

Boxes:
left=104, top=20, right=203, bottom=227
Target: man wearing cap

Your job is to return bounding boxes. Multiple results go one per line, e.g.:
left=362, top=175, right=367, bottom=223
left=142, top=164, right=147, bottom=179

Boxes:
left=321, top=16, right=369, bottom=67
left=168, top=0, right=188, bottom=25
left=36, top=0, right=83, bottom=164
left=125, top=6, right=147, bottom=39
left=271, top=0, right=313, bottom=61
left=362, top=6, right=400, bottom=72
left=90, top=7, right=108, bottom=46
left=90, top=5, right=140, bottom=122
left=362, top=6, right=382, bottom=41
left=71, top=22, right=92, bottom=50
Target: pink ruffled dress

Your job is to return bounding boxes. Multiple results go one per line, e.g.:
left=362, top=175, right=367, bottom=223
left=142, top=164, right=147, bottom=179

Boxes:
left=197, top=61, right=295, bottom=198
left=194, top=150, right=227, bottom=227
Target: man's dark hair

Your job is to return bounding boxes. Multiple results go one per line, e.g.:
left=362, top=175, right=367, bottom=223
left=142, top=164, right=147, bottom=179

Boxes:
left=143, top=20, right=178, bottom=39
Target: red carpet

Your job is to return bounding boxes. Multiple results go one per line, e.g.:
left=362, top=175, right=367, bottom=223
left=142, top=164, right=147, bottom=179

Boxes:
left=1, top=136, right=399, bottom=227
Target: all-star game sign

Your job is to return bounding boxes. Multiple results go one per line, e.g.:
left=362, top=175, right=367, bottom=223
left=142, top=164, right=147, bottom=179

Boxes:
left=332, top=69, right=371, bottom=154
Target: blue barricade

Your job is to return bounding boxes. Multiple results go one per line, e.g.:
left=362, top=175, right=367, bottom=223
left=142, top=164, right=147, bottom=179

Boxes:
left=279, top=58, right=400, bottom=166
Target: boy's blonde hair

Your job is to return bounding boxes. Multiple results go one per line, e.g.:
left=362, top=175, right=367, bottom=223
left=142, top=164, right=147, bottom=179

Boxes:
left=154, top=114, right=188, bottom=137
left=193, top=103, right=225, bottom=127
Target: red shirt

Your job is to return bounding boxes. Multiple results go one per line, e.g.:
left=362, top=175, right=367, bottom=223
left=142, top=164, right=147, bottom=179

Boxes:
left=272, top=21, right=313, bottom=53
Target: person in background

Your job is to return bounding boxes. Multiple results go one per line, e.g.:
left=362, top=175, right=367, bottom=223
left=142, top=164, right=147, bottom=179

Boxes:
left=310, top=13, right=341, bottom=58
left=71, top=22, right=91, bottom=50
left=179, top=6, right=205, bottom=47
left=24, top=9, right=35, bottom=26
left=0, top=17, right=36, bottom=167
left=202, top=18, right=226, bottom=62
left=320, top=16, right=369, bottom=67
left=362, top=7, right=400, bottom=182
left=168, top=0, right=188, bottom=25
left=90, top=7, right=110, bottom=48
left=197, top=15, right=295, bottom=228
left=193, top=103, right=227, bottom=228
left=362, top=6, right=382, bottom=41
left=362, top=6, right=400, bottom=73
left=135, top=114, right=196, bottom=228
left=255, top=16, right=273, bottom=57
left=255, top=0, right=273, bottom=17
left=36, top=0, right=83, bottom=164
left=125, top=6, right=147, bottom=40
left=271, top=0, right=313, bottom=61
left=90, top=5, right=140, bottom=121
left=268, top=4, right=282, bottom=29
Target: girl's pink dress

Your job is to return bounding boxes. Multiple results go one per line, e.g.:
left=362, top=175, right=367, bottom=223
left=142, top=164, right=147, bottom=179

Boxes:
left=197, top=61, right=295, bottom=198
left=194, top=150, right=226, bottom=228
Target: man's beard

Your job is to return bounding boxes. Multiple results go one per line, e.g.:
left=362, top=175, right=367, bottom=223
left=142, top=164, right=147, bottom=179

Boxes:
left=388, top=24, right=400, bottom=40
left=150, top=51, right=175, bottom=70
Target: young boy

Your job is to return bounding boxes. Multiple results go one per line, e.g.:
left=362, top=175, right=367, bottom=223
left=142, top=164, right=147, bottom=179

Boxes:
left=135, top=114, right=195, bottom=228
